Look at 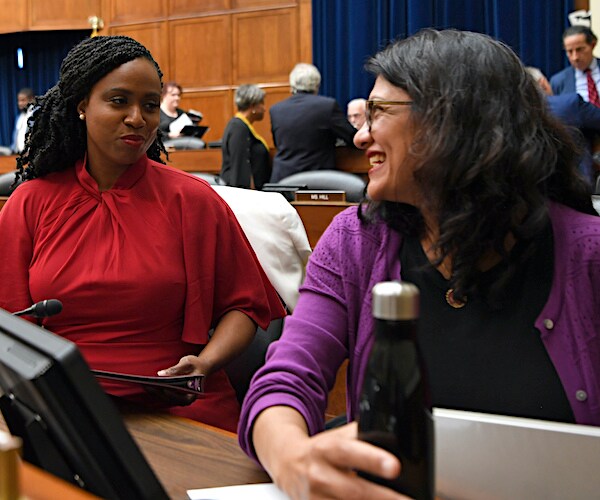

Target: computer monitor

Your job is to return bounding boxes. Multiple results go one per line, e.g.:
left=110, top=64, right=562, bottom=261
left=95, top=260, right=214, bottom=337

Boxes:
left=0, top=308, right=168, bottom=500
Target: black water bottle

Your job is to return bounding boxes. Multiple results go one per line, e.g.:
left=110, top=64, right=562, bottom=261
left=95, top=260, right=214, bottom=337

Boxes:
left=358, top=281, right=434, bottom=500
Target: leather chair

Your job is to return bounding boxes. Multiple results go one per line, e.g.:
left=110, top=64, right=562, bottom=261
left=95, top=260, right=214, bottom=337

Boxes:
left=0, top=171, right=22, bottom=196
left=275, top=169, right=366, bottom=202
left=189, top=172, right=226, bottom=185
left=163, top=137, right=205, bottom=150
left=224, top=317, right=284, bottom=404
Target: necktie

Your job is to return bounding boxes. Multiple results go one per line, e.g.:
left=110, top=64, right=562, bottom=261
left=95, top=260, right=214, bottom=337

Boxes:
left=585, top=68, right=600, bottom=107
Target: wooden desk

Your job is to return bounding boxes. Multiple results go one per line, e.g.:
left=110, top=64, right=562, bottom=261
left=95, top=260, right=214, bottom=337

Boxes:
left=5, top=412, right=269, bottom=500
left=292, top=201, right=356, bottom=248
left=166, top=149, right=222, bottom=173
left=0, top=147, right=369, bottom=178
left=0, top=155, right=16, bottom=174
left=0, top=197, right=7, bottom=211
left=124, top=413, right=269, bottom=499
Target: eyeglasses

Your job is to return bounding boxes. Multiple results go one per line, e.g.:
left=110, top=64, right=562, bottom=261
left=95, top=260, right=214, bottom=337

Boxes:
left=366, top=99, right=413, bottom=128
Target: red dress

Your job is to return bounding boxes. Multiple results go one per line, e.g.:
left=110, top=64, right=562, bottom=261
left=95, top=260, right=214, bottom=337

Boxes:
left=0, top=156, right=285, bottom=432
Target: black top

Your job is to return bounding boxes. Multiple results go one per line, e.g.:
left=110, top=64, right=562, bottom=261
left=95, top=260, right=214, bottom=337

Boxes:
left=399, top=222, right=575, bottom=423
left=159, top=108, right=185, bottom=136
left=220, top=117, right=271, bottom=190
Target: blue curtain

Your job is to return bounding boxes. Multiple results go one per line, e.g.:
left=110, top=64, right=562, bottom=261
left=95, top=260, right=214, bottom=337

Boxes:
left=313, top=0, right=574, bottom=108
left=0, top=30, right=88, bottom=148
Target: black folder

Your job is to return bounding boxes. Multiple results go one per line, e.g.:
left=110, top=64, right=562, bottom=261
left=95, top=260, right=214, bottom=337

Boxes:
left=180, top=125, right=209, bottom=139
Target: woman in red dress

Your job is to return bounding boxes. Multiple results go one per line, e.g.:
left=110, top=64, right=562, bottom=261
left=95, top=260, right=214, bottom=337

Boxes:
left=0, top=36, right=285, bottom=433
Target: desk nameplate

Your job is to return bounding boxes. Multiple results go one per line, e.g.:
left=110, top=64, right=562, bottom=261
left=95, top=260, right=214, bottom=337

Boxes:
left=294, top=190, right=346, bottom=202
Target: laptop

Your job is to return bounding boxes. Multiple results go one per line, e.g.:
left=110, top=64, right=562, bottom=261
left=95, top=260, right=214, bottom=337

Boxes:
left=434, top=408, right=600, bottom=500
left=189, top=409, right=600, bottom=499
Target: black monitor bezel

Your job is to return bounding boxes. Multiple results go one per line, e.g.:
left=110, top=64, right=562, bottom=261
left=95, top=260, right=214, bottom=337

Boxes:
left=0, top=308, right=168, bottom=500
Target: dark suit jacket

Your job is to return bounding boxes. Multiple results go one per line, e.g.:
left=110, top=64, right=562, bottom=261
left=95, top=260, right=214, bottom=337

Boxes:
left=547, top=93, right=600, bottom=181
left=269, top=92, right=357, bottom=182
left=550, top=60, right=600, bottom=96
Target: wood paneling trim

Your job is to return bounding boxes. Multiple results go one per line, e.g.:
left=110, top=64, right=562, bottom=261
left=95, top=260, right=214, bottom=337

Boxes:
left=232, top=8, right=299, bottom=84
left=170, top=16, right=231, bottom=88
left=109, top=0, right=167, bottom=25
left=0, top=0, right=28, bottom=34
left=29, top=0, right=102, bottom=31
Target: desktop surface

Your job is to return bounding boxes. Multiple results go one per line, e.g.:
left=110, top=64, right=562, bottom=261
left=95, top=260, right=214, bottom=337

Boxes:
left=3, top=411, right=269, bottom=500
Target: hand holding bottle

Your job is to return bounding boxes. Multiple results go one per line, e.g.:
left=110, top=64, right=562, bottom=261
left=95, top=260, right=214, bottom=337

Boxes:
left=253, top=406, right=411, bottom=500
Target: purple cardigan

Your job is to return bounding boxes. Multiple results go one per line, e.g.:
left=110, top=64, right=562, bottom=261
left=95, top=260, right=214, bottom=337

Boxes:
left=239, top=202, right=600, bottom=460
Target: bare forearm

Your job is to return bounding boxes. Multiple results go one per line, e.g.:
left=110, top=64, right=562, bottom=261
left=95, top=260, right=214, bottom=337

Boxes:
left=253, top=406, right=309, bottom=480
left=199, top=310, right=256, bottom=375
left=158, top=309, right=256, bottom=377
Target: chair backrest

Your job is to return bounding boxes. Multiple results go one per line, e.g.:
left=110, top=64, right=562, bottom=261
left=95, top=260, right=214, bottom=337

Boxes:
left=0, top=171, right=21, bottom=196
left=593, top=175, right=600, bottom=216
left=224, top=317, right=284, bottom=404
left=189, top=172, right=226, bottom=185
left=163, top=137, right=206, bottom=150
left=276, top=169, right=366, bottom=202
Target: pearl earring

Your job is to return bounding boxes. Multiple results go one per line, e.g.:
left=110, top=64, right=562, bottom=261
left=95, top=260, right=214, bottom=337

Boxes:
left=79, top=113, right=85, bottom=121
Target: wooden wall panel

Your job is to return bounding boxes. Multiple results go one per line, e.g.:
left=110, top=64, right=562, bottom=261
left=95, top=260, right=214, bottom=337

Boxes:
left=29, top=0, right=101, bottom=30
left=0, top=0, right=311, bottom=153
left=170, top=16, right=231, bottom=88
left=109, top=0, right=166, bottom=25
left=0, top=0, right=27, bottom=34
left=233, top=8, right=298, bottom=84
left=108, top=22, right=169, bottom=77
left=232, top=0, right=296, bottom=8
left=299, top=0, right=311, bottom=62
left=181, top=90, right=232, bottom=143
left=169, top=0, right=231, bottom=16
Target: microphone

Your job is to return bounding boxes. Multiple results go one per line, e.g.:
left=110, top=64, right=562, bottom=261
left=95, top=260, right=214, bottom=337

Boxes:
left=13, top=299, right=63, bottom=318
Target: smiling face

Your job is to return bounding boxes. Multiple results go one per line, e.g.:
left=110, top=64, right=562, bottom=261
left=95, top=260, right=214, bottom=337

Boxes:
left=354, top=76, right=418, bottom=205
left=77, top=58, right=161, bottom=174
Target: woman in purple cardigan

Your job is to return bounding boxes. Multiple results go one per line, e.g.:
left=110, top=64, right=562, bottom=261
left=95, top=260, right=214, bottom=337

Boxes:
left=239, top=29, right=600, bottom=500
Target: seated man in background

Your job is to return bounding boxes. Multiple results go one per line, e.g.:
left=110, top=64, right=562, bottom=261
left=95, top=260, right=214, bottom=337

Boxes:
left=528, top=66, right=600, bottom=183
left=269, top=63, right=357, bottom=182
left=346, top=98, right=367, bottom=129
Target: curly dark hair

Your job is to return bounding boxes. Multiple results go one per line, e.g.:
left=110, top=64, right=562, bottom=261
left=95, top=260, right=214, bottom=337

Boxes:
left=360, top=28, right=595, bottom=301
left=16, top=35, right=168, bottom=182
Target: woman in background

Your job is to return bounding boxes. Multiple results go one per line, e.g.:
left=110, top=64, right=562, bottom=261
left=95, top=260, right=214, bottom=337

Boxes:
left=159, top=81, right=185, bottom=139
left=0, top=35, right=285, bottom=433
left=220, top=84, right=271, bottom=189
left=239, top=29, right=600, bottom=499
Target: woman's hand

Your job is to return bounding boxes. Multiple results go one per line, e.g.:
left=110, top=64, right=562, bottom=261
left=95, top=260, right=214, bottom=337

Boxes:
left=254, top=407, right=409, bottom=500
left=158, top=354, right=205, bottom=377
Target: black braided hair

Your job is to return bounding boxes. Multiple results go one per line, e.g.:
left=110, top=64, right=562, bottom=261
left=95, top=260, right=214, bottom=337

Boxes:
left=17, top=35, right=168, bottom=181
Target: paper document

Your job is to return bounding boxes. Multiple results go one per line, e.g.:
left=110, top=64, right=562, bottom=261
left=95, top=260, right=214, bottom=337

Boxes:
left=169, top=113, right=193, bottom=135
left=187, top=483, right=289, bottom=500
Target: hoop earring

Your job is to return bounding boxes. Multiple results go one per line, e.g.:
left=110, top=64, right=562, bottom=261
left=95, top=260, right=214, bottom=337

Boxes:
left=79, top=113, right=85, bottom=121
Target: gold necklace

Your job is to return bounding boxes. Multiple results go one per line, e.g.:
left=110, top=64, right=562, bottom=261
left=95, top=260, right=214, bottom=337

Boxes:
left=421, top=235, right=467, bottom=309
left=445, top=288, right=467, bottom=309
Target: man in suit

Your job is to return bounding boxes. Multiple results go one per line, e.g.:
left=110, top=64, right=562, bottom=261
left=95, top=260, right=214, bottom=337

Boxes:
left=269, top=63, right=357, bottom=183
left=531, top=66, right=600, bottom=182
left=550, top=26, right=600, bottom=107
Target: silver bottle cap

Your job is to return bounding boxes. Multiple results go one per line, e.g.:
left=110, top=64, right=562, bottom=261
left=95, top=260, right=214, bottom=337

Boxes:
left=372, top=281, right=420, bottom=320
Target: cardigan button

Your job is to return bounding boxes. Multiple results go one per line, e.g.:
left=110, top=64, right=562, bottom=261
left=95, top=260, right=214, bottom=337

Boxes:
left=576, top=390, right=588, bottom=402
left=543, top=318, right=554, bottom=330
